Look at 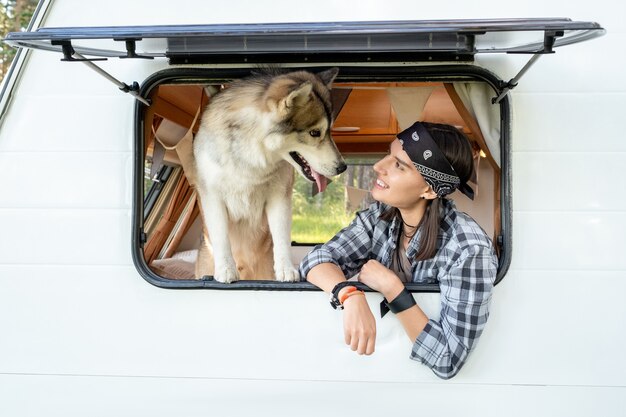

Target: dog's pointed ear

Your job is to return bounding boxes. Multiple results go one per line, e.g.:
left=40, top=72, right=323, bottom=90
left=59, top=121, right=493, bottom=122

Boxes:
left=317, top=67, right=339, bottom=87
left=277, top=81, right=312, bottom=115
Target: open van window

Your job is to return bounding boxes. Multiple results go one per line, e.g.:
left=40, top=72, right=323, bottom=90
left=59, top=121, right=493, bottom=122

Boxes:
left=4, top=19, right=607, bottom=290
left=135, top=69, right=509, bottom=289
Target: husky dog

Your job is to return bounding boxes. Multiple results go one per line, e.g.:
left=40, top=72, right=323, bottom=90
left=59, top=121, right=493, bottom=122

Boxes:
left=193, top=68, right=346, bottom=283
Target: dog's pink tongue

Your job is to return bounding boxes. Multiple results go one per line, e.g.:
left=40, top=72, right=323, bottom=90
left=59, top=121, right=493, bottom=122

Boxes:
left=311, top=170, right=329, bottom=193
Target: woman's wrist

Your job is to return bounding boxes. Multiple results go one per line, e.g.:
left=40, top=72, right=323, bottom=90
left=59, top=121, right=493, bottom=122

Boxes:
left=382, top=278, right=405, bottom=301
left=337, top=285, right=355, bottom=300
left=342, top=290, right=366, bottom=307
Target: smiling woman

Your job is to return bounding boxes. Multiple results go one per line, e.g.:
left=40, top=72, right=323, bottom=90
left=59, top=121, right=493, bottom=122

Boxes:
left=138, top=74, right=504, bottom=286
left=301, top=120, right=498, bottom=379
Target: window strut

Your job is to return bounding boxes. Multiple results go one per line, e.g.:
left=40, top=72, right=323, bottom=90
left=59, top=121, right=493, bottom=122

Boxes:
left=491, top=53, right=542, bottom=104
left=49, top=40, right=151, bottom=105
left=72, top=52, right=151, bottom=106
left=492, top=30, right=563, bottom=104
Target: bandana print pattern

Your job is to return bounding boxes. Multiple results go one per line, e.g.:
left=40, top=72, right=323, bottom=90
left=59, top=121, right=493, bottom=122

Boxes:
left=397, top=122, right=461, bottom=198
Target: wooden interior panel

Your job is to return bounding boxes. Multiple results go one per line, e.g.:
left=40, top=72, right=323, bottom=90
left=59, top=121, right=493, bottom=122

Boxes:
left=157, top=85, right=206, bottom=126
left=144, top=85, right=208, bottom=156
left=333, top=89, right=397, bottom=135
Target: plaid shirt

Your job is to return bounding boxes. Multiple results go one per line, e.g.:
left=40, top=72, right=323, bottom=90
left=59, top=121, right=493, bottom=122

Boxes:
left=299, top=199, right=497, bottom=379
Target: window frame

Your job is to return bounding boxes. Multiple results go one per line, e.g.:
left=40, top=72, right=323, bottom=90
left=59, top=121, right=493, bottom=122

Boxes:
left=131, top=64, right=511, bottom=291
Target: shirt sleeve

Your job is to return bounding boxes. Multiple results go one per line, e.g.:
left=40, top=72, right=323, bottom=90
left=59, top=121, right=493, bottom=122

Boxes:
left=409, top=244, right=497, bottom=379
left=298, top=204, right=379, bottom=280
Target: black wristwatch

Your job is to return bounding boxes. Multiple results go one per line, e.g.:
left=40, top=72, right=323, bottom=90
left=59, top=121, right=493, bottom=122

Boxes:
left=380, top=288, right=417, bottom=317
left=329, top=281, right=368, bottom=310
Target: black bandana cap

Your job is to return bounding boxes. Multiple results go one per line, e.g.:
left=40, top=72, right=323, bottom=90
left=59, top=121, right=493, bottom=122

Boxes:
left=397, top=122, right=474, bottom=200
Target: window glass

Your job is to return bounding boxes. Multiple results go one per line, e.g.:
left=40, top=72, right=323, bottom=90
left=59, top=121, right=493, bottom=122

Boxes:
left=136, top=74, right=508, bottom=286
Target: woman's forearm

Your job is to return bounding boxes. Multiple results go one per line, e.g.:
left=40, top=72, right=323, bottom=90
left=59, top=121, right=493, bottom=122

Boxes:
left=308, top=262, right=377, bottom=355
left=307, top=261, right=427, bottom=351
left=306, top=262, right=347, bottom=293
left=396, top=304, right=429, bottom=342
left=377, top=279, right=429, bottom=342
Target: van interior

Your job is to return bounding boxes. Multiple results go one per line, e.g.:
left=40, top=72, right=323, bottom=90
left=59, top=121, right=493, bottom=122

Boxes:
left=141, top=78, right=501, bottom=281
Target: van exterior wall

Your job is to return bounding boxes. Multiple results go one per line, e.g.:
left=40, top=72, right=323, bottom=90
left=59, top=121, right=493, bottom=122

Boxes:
left=1, top=0, right=624, bottom=415
left=1, top=373, right=625, bottom=417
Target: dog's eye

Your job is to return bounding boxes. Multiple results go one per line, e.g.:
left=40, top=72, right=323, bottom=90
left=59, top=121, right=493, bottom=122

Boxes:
left=309, top=129, right=321, bottom=137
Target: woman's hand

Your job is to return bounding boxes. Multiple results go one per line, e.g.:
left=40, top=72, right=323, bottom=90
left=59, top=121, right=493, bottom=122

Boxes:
left=358, top=260, right=404, bottom=300
left=342, top=293, right=376, bottom=355
left=306, top=263, right=377, bottom=355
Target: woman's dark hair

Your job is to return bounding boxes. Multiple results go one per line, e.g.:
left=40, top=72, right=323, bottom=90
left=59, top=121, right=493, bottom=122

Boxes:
left=381, top=122, right=475, bottom=261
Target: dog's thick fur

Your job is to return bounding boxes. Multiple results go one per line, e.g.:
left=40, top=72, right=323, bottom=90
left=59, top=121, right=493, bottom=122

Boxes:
left=193, top=68, right=346, bottom=283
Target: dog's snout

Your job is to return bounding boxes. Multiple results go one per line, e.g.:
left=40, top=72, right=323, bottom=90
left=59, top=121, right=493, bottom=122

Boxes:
left=336, top=161, right=347, bottom=174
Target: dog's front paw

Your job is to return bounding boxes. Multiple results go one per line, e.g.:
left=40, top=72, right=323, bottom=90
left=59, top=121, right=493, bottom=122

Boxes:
left=213, top=262, right=240, bottom=283
left=274, top=262, right=300, bottom=282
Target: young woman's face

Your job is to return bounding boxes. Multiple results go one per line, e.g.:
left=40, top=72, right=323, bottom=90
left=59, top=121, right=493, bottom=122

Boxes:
left=371, top=139, right=430, bottom=209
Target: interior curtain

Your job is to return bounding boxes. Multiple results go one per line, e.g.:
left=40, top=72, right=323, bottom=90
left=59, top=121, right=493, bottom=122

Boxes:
left=453, top=82, right=502, bottom=167
left=385, top=86, right=435, bottom=130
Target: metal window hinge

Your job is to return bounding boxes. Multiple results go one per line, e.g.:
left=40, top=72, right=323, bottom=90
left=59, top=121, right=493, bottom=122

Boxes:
left=492, top=30, right=564, bottom=104
left=114, top=38, right=155, bottom=60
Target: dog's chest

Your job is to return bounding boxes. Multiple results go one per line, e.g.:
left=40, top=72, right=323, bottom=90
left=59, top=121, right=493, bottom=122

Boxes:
left=221, top=185, right=267, bottom=223
left=215, top=173, right=290, bottom=224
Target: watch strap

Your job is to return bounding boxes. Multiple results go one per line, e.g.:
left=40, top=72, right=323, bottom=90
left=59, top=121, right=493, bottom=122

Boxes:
left=330, top=281, right=369, bottom=310
left=380, top=288, right=416, bottom=318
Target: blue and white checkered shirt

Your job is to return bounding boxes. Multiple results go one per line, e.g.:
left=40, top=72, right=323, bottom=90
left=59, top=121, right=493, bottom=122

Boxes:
left=299, top=199, right=497, bottom=379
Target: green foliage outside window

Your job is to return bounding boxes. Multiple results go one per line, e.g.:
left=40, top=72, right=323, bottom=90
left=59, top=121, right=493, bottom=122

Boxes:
left=291, top=160, right=378, bottom=243
left=1, top=0, right=38, bottom=81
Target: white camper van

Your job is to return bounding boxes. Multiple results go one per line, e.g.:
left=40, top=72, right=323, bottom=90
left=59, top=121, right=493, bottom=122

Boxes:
left=1, top=0, right=623, bottom=415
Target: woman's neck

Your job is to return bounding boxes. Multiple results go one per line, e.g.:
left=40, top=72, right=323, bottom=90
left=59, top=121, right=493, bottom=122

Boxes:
left=398, top=200, right=428, bottom=231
